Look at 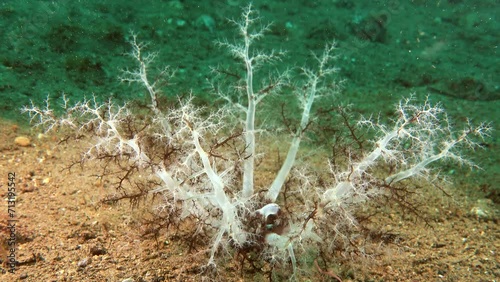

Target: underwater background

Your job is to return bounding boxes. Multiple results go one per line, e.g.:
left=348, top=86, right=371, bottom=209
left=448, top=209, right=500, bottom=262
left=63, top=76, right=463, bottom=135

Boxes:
left=0, top=0, right=498, bottom=280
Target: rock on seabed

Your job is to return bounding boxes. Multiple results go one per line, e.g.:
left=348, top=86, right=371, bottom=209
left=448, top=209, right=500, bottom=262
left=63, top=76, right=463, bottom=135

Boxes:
left=14, top=136, right=31, bottom=147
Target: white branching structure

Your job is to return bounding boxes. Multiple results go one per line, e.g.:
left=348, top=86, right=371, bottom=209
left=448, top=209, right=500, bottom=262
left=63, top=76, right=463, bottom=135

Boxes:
left=22, top=5, right=490, bottom=279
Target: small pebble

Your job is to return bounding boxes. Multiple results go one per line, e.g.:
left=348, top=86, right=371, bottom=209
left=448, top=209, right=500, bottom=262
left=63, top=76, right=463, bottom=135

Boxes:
left=77, top=257, right=91, bottom=268
left=14, top=136, right=31, bottom=147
